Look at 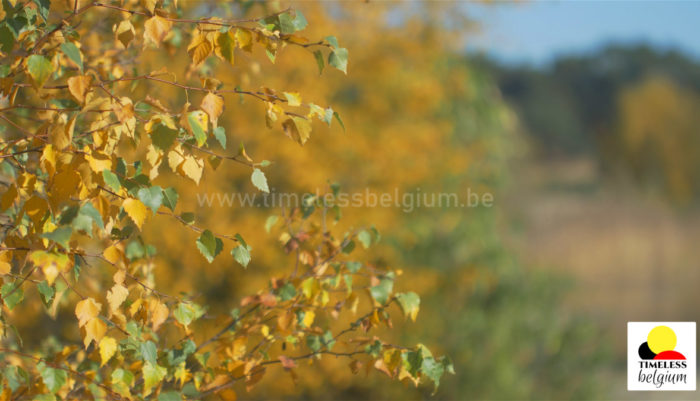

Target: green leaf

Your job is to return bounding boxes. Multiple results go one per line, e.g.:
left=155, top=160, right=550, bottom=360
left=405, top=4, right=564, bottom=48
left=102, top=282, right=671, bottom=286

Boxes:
left=313, top=50, right=325, bottom=75
left=264, top=215, right=278, bottom=233
left=231, top=233, right=251, bottom=268
left=213, top=126, right=226, bottom=149
left=102, top=169, right=121, bottom=192
left=369, top=272, right=394, bottom=305
left=79, top=202, right=104, bottom=229
left=41, top=226, right=72, bottom=249
left=291, top=10, right=308, bottom=31
left=357, top=229, right=371, bottom=249
left=325, top=36, right=339, bottom=49
left=306, top=335, right=322, bottom=352
left=346, top=261, right=361, bottom=274
left=215, top=31, right=235, bottom=65
left=137, top=186, right=163, bottom=215
left=60, top=42, right=83, bottom=72
left=162, top=187, right=178, bottom=211
left=37, top=280, right=55, bottom=307
left=405, top=348, right=423, bottom=376
left=251, top=168, right=269, bottom=193
left=333, top=111, right=345, bottom=131
left=140, top=341, right=158, bottom=365
left=322, top=107, right=333, bottom=126
left=0, top=24, right=15, bottom=53
left=196, top=229, right=223, bottom=263
left=365, top=340, right=382, bottom=357
left=111, top=368, right=134, bottom=393
left=37, top=363, right=67, bottom=394
left=278, top=12, right=296, bottom=34
left=150, top=123, right=178, bottom=151
left=187, top=111, right=208, bottom=146
left=180, top=212, right=195, bottom=224
left=173, top=302, right=204, bottom=328
left=125, top=240, right=145, bottom=260
left=1, top=283, right=23, bottom=310
left=142, top=362, right=167, bottom=395
left=158, top=391, right=183, bottom=401
left=26, top=55, right=52, bottom=88
left=396, top=292, right=420, bottom=321
left=421, top=356, right=446, bottom=394
left=328, top=48, right=348, bottom=74
left=341, top=240, right=355, bottom=254
left=33, top=0, right=50, bottom=21
left=278, top=282, right=296, bottom=301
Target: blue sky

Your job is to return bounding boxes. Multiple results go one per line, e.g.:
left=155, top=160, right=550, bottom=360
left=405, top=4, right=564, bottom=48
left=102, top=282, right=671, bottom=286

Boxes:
left=465, top=1, right=700, bottom=66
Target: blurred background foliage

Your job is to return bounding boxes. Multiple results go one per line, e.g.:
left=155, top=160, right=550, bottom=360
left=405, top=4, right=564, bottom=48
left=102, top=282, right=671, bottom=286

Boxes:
left=134, top=1, right=611, bottom=399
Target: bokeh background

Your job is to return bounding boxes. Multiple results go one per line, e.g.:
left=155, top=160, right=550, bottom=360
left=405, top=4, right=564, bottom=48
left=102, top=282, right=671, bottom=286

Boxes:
left=97, top=0, right=700, bottom=399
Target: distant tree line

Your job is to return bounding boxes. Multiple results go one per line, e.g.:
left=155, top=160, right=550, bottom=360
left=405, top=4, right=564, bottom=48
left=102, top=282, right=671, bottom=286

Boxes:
left=474, top=45, right=700, bottom=202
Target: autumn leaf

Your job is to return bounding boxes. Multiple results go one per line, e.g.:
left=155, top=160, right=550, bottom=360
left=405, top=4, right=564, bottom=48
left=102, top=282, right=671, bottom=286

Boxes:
left=26, top=55, right=52, bottom=89
left=123, top=198, right=149, bottom=229
left=201, top=92, right=224, bottom=128
left=114, top=20, right=136, bottom=48
left=282, top=117, right=312, bottom=145
left=107, top=283, right=129, bottom=312
left=187, top=32, right=213, bottom=66
left=99, top=336, right=118, bottom=366
left=75, top=298, right=101, bottom=327
left=144, top=16, right=173, bottom=47
left=67, top=75, right=92, bottom=103
left=83, top=317, right=107, bottom=348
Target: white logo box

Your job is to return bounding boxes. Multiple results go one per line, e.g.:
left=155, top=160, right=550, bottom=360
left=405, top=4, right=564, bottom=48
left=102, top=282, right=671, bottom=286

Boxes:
left=628, top=322, right=696, bottom=391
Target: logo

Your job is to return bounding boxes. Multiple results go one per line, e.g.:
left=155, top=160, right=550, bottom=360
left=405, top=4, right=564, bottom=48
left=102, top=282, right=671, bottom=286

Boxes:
left=628, top=322, right=696, bottom=391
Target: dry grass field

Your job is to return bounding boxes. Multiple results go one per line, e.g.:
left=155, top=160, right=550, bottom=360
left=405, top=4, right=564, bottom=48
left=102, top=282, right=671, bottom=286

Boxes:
left=504, top=157, right=700, bottom=397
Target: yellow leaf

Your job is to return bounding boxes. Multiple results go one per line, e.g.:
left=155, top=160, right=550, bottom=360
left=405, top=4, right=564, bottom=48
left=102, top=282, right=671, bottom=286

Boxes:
left=123, top=198, right=148, bottom=229
left=150, top=299, right=169, bottom=332
left=283, top=92, right=302, bottom=107
left=301, top=310, right=315, bottom=327
left=30, top=251, right=71, bottom=286
left=23, top=195, right=48, bottom=227
left=113, top=97, right=136, bottom=135
left=178, top=156, right=204, bottom=185
left=83, top=317, right=107, bottom=348
left=107, top=283, right=129, bottom=312
left=146, top=145, right=163, bottom=180
left=219, top=388, right=237, bottom=401
left=144, top=16, right=172, bottom=47
left=187, top=32, right=213, bottom=66
left=235, top=28, right=253, bottom=52
left=103, top=245, right=123, bottom=265
left=167, top=145, right=185, bottom=173
left=86, top=150, right=112, bottom=173
left=99, top=336, right=117, bottom=366
left=75, top=298, right=101, bottom=327
left=201, top=92, right=224, bottom=127
left=114, top=20, right=136, bottom=48
left=0, top=184, right=17, bottom=211
left=67, top=75, right=92, bottom=104
left=0, top=251, right=11, bottom=275
left=41, top=145, right=57, bottom=176
left=49, top=115, right=73, bottom=150
left=282, top=117, right=312, bottom=145
left=142, top=0, right=157, bottom=14
left=49, top=169, right=80, bottom=209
